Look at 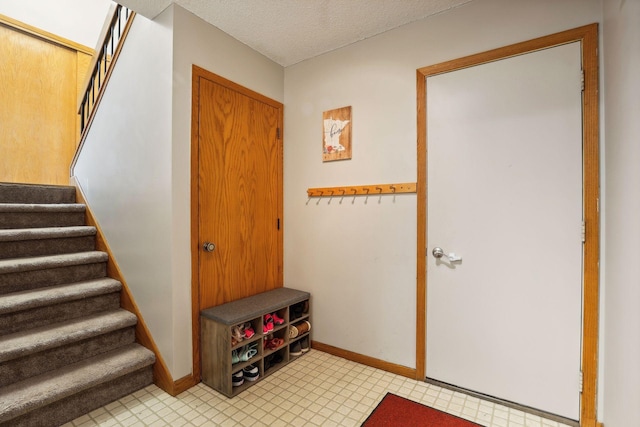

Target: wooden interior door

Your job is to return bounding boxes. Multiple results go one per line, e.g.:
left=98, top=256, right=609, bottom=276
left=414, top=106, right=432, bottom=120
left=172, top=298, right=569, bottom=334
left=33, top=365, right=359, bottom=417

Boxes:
left=195, top=68, right=283, bottom=311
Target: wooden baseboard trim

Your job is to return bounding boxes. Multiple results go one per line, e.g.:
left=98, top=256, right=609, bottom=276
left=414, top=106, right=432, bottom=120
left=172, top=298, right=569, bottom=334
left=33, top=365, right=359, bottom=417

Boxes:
left=71, top=177, right=189, bottom=396
left=312, top=341, right=417, bottom=379
left=596, top=422, right=604, bottom=427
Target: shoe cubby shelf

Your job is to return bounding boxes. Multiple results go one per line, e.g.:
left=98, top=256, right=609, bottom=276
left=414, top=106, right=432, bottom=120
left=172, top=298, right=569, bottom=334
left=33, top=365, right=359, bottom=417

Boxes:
left=201, top=287, right=311, bottom=397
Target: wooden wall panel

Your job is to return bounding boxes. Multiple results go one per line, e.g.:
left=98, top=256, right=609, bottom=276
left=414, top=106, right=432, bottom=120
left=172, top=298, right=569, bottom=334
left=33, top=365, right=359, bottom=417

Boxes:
left=0, top=24, right=81, bottom=185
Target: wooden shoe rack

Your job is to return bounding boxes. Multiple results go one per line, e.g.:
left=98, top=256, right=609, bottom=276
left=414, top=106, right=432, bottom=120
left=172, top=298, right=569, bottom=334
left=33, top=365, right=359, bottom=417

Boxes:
left=200, top=287, right=311, bottom=397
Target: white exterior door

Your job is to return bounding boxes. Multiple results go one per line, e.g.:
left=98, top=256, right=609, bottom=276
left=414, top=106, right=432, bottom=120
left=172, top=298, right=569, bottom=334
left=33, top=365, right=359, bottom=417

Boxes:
left=426, top=42, right=583, bottom=420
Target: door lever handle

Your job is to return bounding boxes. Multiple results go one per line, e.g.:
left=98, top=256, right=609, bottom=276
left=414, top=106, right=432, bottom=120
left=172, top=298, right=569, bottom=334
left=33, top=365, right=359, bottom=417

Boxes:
left=432, top=247, right=462, bottom=262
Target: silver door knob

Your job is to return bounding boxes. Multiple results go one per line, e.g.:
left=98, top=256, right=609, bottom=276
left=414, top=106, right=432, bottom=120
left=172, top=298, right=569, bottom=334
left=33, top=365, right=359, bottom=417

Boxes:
left=203, top=242, right=216, bottom=252
left=432, top=247, right=445, bottom=258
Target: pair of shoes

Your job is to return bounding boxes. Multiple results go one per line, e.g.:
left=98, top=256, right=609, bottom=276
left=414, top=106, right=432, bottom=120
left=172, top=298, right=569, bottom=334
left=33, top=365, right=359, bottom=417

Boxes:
left=290, top=341, right=302, bottom=357
left=233, top=343, right=257, bottom=364
left=232, top=370, right=244, bottom=387
left=231, top=323, right=255, bottom=346
left=264, top=353, right=283, bottom=371
left=289, top=320, right=311, bottom=338
left=300, top=336, right=310, bottom=353
left=263, top=314, right=274, bottom=334
left=243, top=364, right=259, bottom=382
left=264, top=336, right=284, bottom=350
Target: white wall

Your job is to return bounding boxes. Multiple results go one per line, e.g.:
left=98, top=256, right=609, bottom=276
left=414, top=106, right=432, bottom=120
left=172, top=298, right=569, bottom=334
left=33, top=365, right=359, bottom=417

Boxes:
left=0, top=0, right=113, bottom=49
left=284, top=0, right=602, bottom=373
left=168, top=5, right=284, bottom=377
left=73, top=8, right=176, bottom=372
left=602, top=0, right=640, bottom=425
left=74, top=4, right=284, bottom=380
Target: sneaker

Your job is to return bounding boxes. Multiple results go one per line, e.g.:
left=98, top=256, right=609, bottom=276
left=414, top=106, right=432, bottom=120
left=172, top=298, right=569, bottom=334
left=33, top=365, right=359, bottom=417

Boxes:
left=271, top=312, right=285, bottom=325
left=243, top=322, right=255, bottom=339
left=243, top=364, right=259, bottom=382
left=263, top=314, right=274, bottom=333
left=239, top=343, right=258, bottom=362
left=290, top=341, right=302, bottom=357
left=300, top=337, right=310, bottom=353
left=232, top=349, right=240, bottom=364
left=232, top=371, right=244, bottom=387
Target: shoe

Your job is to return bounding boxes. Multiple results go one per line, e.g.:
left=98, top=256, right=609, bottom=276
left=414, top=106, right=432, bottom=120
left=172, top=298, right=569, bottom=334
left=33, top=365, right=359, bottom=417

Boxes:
left=265, top=337, right=283, bottom=350
left=231, top=325, right=244, bottom=344
left=239, top=343, right=257, bottom=362
left=263, top=314, right=274, bottom=333
left=291, top=302, right=303, bottom=320
left=289, top=325, right=299, bottom=339
left=302, top=300, right=309, bottom=314
left=232, top=371, right=244, bottom=387
left=264, top=354, right=273, bottom=371
left=243, top=322, right=255, bottom=339
left=300, top=337, right=310, bottom=353
left=243, top=364, right=259, bottom=382
left=232, top=349, right=240, bottom=364
left=271, top=312, right=285, bottom=325
left=290, top=341, right=302, bottom=356
left=293, top=320, right=311, bottom=335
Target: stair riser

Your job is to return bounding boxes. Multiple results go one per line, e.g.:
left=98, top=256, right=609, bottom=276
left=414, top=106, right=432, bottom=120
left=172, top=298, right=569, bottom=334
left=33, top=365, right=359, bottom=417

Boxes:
left=0, top=212, right=85, bottom=229
left=0, top=185, right=76, bottom=204
left=0, top=327, right=135, bottom=387
left=0, top=293, right=120, bottom=335
left=0, top=263, right=106, bottom=295
left=2, top=366, right=153, bottom=427
left=0, top=236, right=96, bottom=259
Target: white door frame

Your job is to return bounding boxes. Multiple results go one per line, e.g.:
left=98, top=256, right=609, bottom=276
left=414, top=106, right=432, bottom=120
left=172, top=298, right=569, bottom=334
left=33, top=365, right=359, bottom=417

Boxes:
left=415, top=24, right=600, bottom=427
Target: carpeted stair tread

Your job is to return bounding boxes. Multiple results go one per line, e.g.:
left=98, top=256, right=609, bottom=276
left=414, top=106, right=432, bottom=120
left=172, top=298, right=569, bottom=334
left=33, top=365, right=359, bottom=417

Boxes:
left=0, top=343, right=155, bottom=423
left=0, top=309, right=137, bottom=363
left=0, top=226, right=96, bottom=242
left=0, top=203, right=85, bottom=213
left=0, top=183, right=76, bottom=204
left=0, top=251, right=108, bottom=275
left=0, top=278, right=121, bottom=315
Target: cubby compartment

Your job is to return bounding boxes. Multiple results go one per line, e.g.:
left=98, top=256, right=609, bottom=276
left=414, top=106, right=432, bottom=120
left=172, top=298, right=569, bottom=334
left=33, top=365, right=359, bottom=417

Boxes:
left=201, top=287, right=311, bottom=397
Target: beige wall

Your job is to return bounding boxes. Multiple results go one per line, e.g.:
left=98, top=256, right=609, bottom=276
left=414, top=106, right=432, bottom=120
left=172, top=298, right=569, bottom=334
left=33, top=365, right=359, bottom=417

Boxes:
left=602, top=0, right=640, bottom=425
left=73, top=5, right=284, bottom=380
left=283, top=0, right=602, bottom=393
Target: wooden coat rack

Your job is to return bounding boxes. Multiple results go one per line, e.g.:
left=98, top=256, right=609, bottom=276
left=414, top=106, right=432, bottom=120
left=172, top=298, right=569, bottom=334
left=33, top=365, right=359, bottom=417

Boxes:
left=307, top=182, right=416, bottom=198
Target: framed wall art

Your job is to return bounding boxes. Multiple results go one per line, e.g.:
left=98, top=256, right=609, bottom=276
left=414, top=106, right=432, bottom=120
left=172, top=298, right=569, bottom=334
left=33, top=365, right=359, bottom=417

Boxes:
left=322, top=106, right=352, bottom=162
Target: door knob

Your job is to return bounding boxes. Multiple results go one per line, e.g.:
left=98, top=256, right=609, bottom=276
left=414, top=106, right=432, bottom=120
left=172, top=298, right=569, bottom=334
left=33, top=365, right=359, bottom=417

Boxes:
left=431, top=247, right=462, bottom=262
left=432, top=247, right=445, bottom=258
left=203, top=242, right=216, bottom=252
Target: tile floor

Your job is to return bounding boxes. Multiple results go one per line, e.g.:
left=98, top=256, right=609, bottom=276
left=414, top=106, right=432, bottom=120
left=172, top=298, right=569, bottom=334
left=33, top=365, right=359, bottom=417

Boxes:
left=63, top=350, right=574, bottom=427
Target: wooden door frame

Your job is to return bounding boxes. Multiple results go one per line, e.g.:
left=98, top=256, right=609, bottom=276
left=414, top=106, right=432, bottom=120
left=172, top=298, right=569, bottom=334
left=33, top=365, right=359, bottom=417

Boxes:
left=190, top=65, right=284, bottom=384
left=416, top=24, right=599, bottom=426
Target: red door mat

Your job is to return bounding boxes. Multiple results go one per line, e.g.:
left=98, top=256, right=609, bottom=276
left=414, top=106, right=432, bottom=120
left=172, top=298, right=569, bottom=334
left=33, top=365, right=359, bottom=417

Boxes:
left=362, top=393, right=482, bottom=426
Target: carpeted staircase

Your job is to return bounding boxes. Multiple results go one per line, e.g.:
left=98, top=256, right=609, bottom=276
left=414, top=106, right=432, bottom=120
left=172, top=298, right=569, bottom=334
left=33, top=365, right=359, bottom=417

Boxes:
left=0, top=183, right=156, bottom=427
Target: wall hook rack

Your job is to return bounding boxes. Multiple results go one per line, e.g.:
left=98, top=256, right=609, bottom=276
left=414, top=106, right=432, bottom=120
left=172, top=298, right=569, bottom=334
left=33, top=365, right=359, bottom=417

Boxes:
left=307, top=182, right=416, bottom=198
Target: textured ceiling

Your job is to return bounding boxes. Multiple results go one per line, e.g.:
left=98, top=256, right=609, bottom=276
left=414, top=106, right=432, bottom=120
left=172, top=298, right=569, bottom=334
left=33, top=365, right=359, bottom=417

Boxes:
left=119, top=0, right=473, bottom=67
